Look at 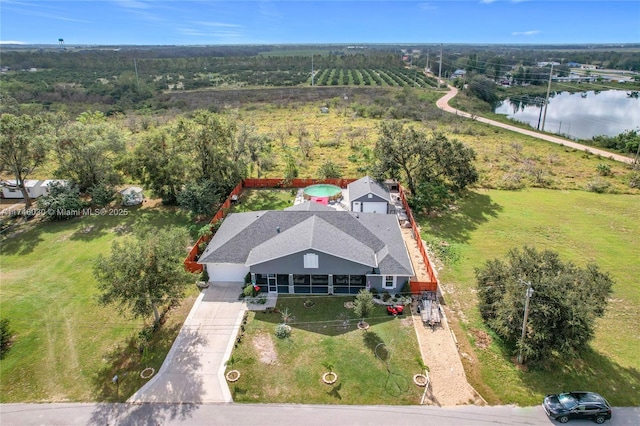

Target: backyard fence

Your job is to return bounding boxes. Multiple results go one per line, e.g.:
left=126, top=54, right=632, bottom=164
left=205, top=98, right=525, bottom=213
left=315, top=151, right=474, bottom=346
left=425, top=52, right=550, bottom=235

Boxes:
left=184, top=178, right=439, bottom=294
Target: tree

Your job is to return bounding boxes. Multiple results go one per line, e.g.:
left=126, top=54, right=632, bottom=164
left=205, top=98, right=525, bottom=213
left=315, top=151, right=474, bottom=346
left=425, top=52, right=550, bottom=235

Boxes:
left=54, top=114, right=125, bottom=192
left=317, top=160, right=343, bottom=179
left=0, top=114, right=51, bottom=208
left=177, top=179, right=226, bottom=218
left=353, top=289, right=375, bottom=328
left=93, top=227, right=193, bottom=326
left=467, top=75, right=498, bottom=104
left=475, top=246, right=614, bottom=365
left=37, top=181, right=83, bottom=220
left=131, top=128, right=186, bottom=204
left=374, top=121, right=478, bottom=212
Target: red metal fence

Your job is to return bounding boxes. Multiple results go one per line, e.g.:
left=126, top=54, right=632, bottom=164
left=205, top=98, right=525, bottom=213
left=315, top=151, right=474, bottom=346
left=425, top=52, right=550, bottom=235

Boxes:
left=184, top=178, right=439, bottom=294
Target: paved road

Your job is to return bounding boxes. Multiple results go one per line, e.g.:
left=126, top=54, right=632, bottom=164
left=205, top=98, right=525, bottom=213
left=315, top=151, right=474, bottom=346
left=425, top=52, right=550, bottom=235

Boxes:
left=1, top=403, right=639, bottom=425
left=436, top=86, right=635, bottom=165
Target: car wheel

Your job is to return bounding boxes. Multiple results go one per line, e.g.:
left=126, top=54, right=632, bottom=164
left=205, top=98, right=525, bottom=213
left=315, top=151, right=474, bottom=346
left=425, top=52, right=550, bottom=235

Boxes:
left=594, top=416, right=606, bottom=424
left=558, top=415, right=569, bottom=423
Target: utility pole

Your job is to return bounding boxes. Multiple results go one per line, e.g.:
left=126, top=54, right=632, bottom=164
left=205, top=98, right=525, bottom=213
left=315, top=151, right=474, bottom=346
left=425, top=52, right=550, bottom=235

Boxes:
left=438, top=44, right=443, bottom=88
left=541, top=63, right=554, bottom=132
left=517, top=279, right=534, bottom=364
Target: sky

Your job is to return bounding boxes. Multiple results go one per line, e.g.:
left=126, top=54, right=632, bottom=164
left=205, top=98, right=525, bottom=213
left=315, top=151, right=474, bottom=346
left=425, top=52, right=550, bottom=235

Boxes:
left=1, top=0, right=639, bottom=46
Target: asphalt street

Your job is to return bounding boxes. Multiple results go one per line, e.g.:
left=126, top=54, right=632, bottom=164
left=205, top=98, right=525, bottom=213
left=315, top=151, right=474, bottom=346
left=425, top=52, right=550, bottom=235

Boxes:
left=1, top=403, right=639, bottom=426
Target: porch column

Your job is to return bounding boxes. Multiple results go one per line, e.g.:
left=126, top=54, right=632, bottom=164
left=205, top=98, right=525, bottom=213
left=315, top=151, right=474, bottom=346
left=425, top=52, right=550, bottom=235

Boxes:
left=328, top=274, right=333, bottom=295
left=288, top=274, right=294, bottom=294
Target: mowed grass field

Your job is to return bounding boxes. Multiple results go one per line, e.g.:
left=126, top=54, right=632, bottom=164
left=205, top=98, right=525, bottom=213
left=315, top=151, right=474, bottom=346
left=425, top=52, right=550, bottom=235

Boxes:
left=0, top=205, right=198, bottom=402
left=418, top=188, right=640, bottom=406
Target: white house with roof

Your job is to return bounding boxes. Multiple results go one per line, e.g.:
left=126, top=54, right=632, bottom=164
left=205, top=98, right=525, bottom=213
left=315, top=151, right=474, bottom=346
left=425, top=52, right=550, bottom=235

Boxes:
left=347, top=176, right=391, bottom=214
left=198, top=201, right=414, bottom=295
left=1, top=180, right=46, bottom=199
left=2, top=179, right=69, bottom=199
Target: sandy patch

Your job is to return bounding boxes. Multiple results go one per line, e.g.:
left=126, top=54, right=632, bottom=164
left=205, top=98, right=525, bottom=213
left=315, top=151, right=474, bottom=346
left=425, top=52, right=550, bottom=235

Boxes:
left=252, top=333, right=278, bottom=365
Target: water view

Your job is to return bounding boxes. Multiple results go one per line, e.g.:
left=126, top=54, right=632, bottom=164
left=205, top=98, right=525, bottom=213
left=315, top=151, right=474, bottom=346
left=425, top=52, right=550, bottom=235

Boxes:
left=494, top=90, right=640, bottom=140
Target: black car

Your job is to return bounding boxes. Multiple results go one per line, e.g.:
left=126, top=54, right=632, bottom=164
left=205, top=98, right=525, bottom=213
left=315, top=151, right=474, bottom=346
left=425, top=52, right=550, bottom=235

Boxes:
left=543, top=391, right=612, bottom=424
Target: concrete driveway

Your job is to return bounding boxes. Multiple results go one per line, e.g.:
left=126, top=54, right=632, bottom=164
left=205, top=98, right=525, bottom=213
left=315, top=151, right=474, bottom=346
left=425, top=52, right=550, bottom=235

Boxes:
left=128, top=282, right=248, bottom=404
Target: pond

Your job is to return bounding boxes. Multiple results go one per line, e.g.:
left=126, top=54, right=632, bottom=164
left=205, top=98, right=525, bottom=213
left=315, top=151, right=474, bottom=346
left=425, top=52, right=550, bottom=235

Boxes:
left=494, top=90, right=640, bottom=140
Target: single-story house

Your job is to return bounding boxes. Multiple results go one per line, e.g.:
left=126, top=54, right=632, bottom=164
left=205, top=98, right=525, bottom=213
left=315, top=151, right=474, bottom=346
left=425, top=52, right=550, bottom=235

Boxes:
left=120, top=186, right=144, bottom=205
left=1, top=179, right=46, bottom=199
left=198, top=201, right=414, bottom=295
left=347, top=176, right=391, bottom=214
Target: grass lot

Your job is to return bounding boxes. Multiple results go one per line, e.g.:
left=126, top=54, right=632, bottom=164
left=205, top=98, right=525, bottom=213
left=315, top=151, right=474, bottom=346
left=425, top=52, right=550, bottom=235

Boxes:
left=232, top=188, right=297, bottom=212
left=418, top=188, right=640, bottom=406
left=228, top=295, right=425, bottom=405
left=0, top=205, right=199, bottom=402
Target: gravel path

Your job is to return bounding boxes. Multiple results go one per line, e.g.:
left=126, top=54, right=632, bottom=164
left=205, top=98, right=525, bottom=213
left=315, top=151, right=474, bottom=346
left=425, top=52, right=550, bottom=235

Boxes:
left=401, top=227, right=485, bottom=406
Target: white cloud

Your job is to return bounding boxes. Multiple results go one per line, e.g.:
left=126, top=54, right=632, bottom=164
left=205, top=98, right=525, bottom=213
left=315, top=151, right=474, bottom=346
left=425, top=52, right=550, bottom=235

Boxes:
left=0, top=40, right=27, bottom=45
left=512, top=30, right=541, bottom=36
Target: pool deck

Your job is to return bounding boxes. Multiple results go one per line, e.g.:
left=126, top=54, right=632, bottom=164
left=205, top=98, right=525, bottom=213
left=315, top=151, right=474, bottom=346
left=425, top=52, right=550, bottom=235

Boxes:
left=294, top=188, right=349, bottom=210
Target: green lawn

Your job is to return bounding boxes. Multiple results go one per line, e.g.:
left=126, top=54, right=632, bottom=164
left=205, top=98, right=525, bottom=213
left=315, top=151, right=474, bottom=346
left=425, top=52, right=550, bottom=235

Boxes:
left=0, top=205, right=198, bottom=402
left=418, top=188, right=640, bottom=406
left=228, top=295, right=425, bottom=404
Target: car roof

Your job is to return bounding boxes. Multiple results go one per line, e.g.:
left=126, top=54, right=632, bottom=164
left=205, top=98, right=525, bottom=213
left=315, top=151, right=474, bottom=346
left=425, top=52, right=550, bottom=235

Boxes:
left=571, top=392, right=610, bottom=405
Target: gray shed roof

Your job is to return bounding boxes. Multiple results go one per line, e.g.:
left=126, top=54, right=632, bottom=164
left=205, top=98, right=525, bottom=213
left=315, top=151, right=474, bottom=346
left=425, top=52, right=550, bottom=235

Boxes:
left=199, top=209, right=413, bottom=276
left=347, top=176, right=390, bottom=202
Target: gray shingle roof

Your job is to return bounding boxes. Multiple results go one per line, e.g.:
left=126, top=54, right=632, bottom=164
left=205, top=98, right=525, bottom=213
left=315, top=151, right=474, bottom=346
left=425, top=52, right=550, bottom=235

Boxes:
left=198, top=209, right=413, bottom=276
left=347, top=176, right=390, bottom=202
left=285, top=201, right=335, bottom=211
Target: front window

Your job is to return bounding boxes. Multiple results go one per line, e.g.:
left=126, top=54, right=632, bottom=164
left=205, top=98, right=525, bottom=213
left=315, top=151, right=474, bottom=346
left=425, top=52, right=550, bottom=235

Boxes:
left=384, top=276, right=394, bottom=288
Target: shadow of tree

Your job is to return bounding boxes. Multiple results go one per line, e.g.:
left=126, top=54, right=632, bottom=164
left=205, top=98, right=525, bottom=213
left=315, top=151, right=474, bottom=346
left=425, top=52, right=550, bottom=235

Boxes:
left=87, top=402, right=200, bottom=426
left=327, top=382, right=342, bottom=400
left=418, top=190, right=502, bottom=244
left=520, top=347, right=640, bottom=407
left=484, top=328, right=640, bottom=406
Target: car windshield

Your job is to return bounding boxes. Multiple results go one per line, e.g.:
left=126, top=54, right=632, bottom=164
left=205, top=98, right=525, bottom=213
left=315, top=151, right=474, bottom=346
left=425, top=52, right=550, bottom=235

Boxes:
left=558, top=393, right=578, bottom=409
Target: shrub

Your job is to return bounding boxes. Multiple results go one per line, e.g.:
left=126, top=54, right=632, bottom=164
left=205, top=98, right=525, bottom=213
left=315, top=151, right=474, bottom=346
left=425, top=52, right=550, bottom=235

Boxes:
left=596, top=163, right=612, bottom=176
left=243, top=284, right=258, bottom=298
left=382, top=291, right=392, bottom=302
left=400, top=280, right=411, bottom=296
left=586, top=178, right=611, bottom=193
left=274, top=323, right=292, bottom=339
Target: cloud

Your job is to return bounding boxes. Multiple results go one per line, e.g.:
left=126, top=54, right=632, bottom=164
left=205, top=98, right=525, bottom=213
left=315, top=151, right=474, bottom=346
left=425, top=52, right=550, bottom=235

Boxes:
left=193, top=21, right=242, bottom=29
left=512, top=30, right=541, bottom=36
left=113, top=0, right=151, bottom=9
left=419, top=3, right=438, bottom=11
left=0, top=40, right=27, bottom=45
left=2, top=2, right=91, bottom=23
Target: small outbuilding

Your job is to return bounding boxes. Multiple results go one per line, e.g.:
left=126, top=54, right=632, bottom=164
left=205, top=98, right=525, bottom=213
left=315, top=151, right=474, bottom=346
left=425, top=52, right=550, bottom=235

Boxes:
left=347, top=176, right=391, bottom=214
left=1, top=179, right=47, bottom=199
left=120, top=186, right=144, bottom=206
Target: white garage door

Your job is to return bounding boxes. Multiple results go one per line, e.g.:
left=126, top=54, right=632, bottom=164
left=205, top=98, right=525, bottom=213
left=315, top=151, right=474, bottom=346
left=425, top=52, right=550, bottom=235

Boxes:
left=207, top=263, right=249, bottom=283
left=362, top=202, right=387, bottom=214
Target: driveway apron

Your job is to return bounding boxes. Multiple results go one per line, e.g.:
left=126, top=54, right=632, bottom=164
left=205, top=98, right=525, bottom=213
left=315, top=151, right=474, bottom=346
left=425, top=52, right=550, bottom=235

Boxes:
left=128, top=282, right=246, bottom=404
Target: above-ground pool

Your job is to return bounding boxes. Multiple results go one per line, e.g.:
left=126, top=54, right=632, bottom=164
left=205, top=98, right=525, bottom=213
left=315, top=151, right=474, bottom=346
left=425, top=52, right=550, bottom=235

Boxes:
left=303, top=184, right=343, bottom=201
